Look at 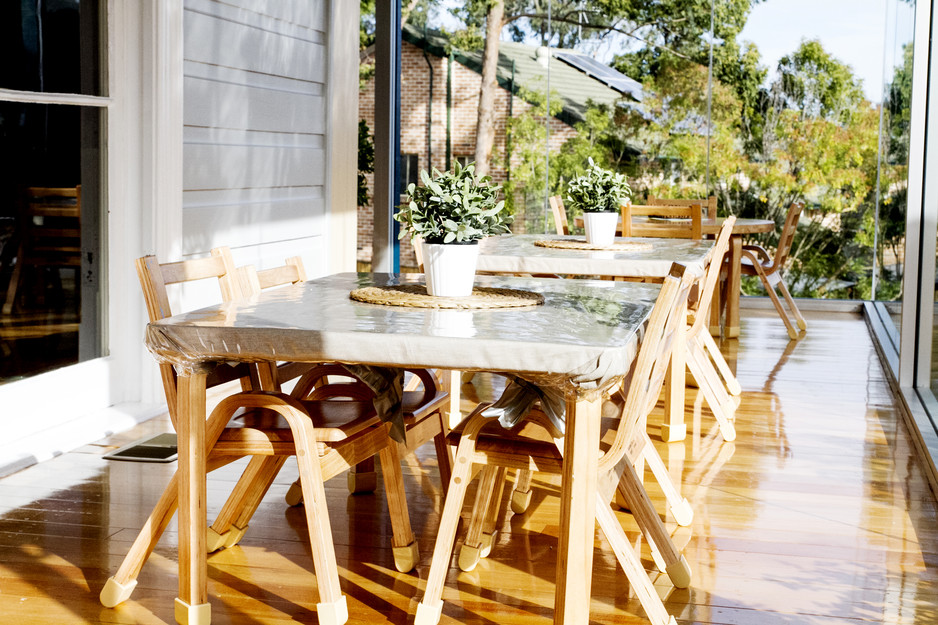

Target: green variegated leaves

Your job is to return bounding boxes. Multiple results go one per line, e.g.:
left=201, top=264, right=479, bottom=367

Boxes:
left=395, top=161, right=512, bottom=244
left=565, top=157, right=632, bottom=214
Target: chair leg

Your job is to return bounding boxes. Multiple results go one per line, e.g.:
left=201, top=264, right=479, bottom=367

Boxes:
left=757, top=268, right=800, bottom=339
left=293, top=442, right=347, bottom=624
left=611, top=456, right=691, bottom=590
left=101, top=473, right=179, bottom=607
left=510, top=468, right=534, bottom=513
left=348, top=456, right=377, bottom=494
left=639, top=433, right=693, bottom=527
left=433, top=415, right=453, bottom=494
left=480, top=466, right=507, bottom=555
left=377, top=440, right=418, bottom=572
left=686, top=336, right=737, bottom=442
left=701, top=330, right=741, bottom=396
left=2, top=246, right=25, bottom=315
left=416, top=439, right=477, bottom=625
left=458, top=465, right=501, bottom=571
left=776, top=278, right=807, bottom=332
left=207, top=456, right=287, bottom=552
left=595, top=503, right=679, bottom=625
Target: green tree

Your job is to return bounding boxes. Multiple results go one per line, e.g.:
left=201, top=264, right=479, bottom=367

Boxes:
left=740, top=41, right=880, bottom=296
left=358, top=120, right=375, bottom=207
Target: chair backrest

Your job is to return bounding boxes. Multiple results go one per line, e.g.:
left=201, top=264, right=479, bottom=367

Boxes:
left=621, top=203, right=702, bottom=239
left=687, top=216, right=735, bottom=336
left=236, top=256, right=306, bottom=297
left=769, top=203, right=803, bottom=273
left=135, top=246, right=243, bottom=428
left=648, top=194, right=717, bottom=221
left=21, top=186, right=82, bottom=265
left=599, top=263, right=694, bottom=473
left=548, top=196, right=570, bottom=235
left=136, top=247, right=240, bottom=323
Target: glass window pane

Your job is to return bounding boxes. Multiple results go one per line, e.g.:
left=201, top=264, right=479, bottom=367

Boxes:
left=0, top=102, right=103, bottom=383
left=877, top=1, right=916, bottom=333
left=0, top=0, right=102, bottom=96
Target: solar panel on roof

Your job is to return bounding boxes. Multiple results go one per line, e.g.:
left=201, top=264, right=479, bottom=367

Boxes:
left=554, top=50, right=642, bottom=99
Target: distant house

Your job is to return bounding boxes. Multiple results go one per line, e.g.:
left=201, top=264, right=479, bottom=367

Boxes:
left=358, top=24, right=642, bottom=268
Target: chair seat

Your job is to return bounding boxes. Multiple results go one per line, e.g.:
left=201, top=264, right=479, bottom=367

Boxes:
left=230, top=400, right=380, bottom=442
left=446, top=408, right=623, bottom=470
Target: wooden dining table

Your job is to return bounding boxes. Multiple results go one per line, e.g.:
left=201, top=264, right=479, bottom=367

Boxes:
left=572, top=215, right=775, bottom=337
left=477, top=233, right=715, bottom=441
left=144, top=271, right=664, bottom=625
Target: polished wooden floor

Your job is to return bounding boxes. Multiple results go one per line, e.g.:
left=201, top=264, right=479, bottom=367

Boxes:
left=1, top=311, right=937, bottom=624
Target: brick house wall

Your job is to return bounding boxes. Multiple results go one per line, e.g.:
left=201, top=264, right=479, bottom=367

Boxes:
left=359, top=41, right=578, bottom=269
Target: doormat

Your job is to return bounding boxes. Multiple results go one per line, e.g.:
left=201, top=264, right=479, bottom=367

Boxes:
left=103, top=433, right=178, bottom=463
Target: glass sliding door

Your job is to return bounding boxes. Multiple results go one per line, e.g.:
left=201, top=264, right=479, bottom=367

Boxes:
left=874, top=1, right=916, bottom=340
left=0, top=0, right=105, bottom=384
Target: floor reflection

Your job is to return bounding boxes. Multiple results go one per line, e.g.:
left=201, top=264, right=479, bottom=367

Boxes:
left=0, top=312, right=937, bottom=624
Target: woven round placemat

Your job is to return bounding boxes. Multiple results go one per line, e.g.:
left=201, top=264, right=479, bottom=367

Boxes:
left=350, top=284, right=544, bottom=309
left=533, top=239, right=653, bottom=251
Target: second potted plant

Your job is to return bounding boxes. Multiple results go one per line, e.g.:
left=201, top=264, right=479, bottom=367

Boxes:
left=395, top=161, right=511, bottom=296
left=566, top=158, right=632, bottom=246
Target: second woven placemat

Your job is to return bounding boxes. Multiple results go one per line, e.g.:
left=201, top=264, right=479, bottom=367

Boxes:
left=350, top=284, right=544, bottom=309
left=534, top=239, right=653, bottom=251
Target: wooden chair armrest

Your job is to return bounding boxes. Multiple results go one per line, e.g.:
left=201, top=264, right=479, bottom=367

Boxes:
left=741, top=244, right=771, bottom=263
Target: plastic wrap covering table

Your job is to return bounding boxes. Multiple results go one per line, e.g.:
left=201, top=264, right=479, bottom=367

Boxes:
left=145, top=271, right=661, bottom=625
left=477, top=233, right=713, bottom=279
left=569, top=217, right=776, bottom=337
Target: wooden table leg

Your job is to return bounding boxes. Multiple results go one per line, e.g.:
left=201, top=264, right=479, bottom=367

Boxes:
left=725, top=236, right=742, bottom=338
left=175, top=372, right=211, bottom=625
left=661, top=299, right=687, bottom=442
left=444, top=370, right=462, bottom=430
left=555, top=393, right=601, bottom=625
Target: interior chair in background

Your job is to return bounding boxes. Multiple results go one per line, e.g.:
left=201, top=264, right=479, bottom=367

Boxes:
left=415, top=264, right=695, bottom=625
left=3, top=186, right=82, bottom=315
left=740, top=203, right=806, bottom=340
left=622, top=202, right=703, bottom=239
left=548, top=195, right=570, bottom=235
left=101, top=251, right=420, bottom=625
left=648, top=194, right=718, bottom=221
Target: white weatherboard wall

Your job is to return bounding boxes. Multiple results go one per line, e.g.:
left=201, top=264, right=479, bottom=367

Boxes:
left=181, top=0, right=331, bottom=299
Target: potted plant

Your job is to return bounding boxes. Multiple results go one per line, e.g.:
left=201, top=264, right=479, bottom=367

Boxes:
left=394, top=161, right=511, bottom=296
left=565, top=158, right=631, bottom=245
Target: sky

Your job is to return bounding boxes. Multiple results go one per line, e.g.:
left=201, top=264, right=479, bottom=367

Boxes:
left=738, top=0, right=916, bottom=102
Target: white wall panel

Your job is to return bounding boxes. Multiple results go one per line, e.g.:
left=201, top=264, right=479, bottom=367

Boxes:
left=182, top=195, right=326, bottom=252
left=186, top=0, right=326, bottom=39
left=184, top=76, right=325, bottom=134
left=183, top=144, right=325, bottom=190
left=185, top=9, right=325, bottom=83
left=183, top=0, right=330, bottom=279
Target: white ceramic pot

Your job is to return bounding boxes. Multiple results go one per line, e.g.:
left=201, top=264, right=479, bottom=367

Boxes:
left=583, top=211, right=619, bottom=246
left=422, top=241, right=480, bottom=297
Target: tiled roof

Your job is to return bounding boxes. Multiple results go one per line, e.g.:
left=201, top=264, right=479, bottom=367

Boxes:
left=402, top=23, right=642, bottom=126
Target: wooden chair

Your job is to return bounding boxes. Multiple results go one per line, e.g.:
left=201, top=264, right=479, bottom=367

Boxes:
left=548, top=195, right=570, bottom=235
left=740, top=203, right=807, bottom=340
left=228, top=260, right=453, bottom=512
left=415, top=264, right=695, bottom=625
left=683, top=216, right=741, bottom=442
left=3, top=186, right=82, bottom=315
left=648, top=194, right=718, bottom=221
left=101, top=251, right=420, bottom=625
left=622, top=202, right=703, bottom=239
